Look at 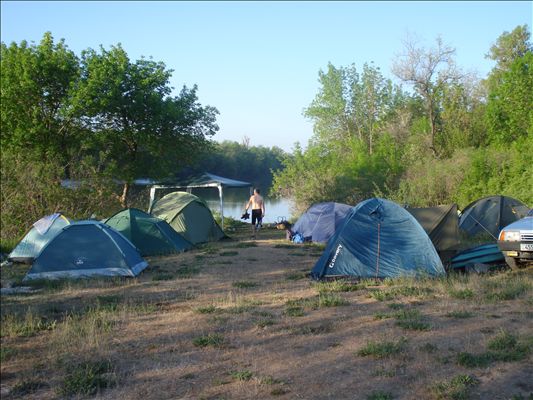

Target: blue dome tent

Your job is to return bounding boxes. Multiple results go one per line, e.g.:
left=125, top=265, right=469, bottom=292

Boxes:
left=291, top=202, right=352, bottom=243
left=24, top=221, right=148, bottom=280
left=311, top=198, right=445, bottom=280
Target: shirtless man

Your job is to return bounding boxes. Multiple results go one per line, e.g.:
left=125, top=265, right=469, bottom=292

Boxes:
left=245, top=188, right=265, bottom=238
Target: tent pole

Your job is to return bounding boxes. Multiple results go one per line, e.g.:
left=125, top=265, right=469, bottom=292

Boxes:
left=218, top=184, right=224, bottom=230
left=148, top=186, right=157, bottom=213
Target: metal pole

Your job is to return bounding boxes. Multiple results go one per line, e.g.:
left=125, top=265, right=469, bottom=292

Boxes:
left=148, top=186, right=157, bottom=213
left=218, top=184, right=224, bottom=230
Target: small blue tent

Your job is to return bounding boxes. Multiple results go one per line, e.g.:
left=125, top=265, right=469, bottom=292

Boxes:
left=311, top=198, right=445, bottom=279
left=25, top=221, right=148, bottom=280
left=291, top=202, right=352, bottom=243
left=9, top=213, right=71, bottom=263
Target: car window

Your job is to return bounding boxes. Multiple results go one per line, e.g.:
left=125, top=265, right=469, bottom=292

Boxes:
left=528, top=209, right=533, bottom=217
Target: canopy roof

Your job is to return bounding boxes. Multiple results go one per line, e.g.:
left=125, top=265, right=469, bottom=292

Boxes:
left=181, top=173, right=252, bottom=188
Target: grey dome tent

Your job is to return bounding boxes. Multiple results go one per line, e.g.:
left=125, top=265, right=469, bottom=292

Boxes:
left=9, top=213, right=71, bottom=263
left=104, top=208, right=193, bottom=256
left=311, top=198, right=445, bottom=280
left=459, top=195, right=529, bottom=239
left=24, top=221, right=148, bottom=280
left=150, top=192, right=226, bottom=245
left=292, top=202, right=352, bottom=243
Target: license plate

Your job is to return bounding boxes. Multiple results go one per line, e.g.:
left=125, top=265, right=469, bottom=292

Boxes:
left=520, top=243, right=533, bottom=251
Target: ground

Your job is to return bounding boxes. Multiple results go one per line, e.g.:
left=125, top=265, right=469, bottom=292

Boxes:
left=1, top=225, right=532, bottom=400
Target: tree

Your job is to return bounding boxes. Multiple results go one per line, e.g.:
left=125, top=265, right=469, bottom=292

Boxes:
left=486, top=24, right=532, bottom=72
left=486, top=51, right=533, bottom=143
left=1, top=32, right=81, bottom=172
left=392, top=36, right=461, bottom=156
left=305, top=62, right=403, bottom=154
left=75, top=45, right=219, bottom=206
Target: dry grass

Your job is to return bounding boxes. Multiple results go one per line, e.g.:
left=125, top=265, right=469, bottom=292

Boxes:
left=1, top=225, right=532, bottom=399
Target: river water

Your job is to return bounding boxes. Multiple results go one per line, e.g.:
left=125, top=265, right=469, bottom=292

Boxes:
left=187, top=187, right=294, bottom=224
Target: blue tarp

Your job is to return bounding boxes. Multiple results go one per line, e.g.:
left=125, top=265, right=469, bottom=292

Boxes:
left=292, top=202, right=352, bottom=243
left=311, top=198, right=445, bottom=279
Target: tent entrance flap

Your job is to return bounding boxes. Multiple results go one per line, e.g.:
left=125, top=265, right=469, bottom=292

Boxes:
left=147, top=173, right=252, bottom=229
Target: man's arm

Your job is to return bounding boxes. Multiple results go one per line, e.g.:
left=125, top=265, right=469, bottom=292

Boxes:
left=261, top=199, right=265, bottom=215
left=245, top=196, right=252, bottom=211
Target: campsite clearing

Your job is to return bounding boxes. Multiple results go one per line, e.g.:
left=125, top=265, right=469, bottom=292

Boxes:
left=1, top=226, right=532, bottom=400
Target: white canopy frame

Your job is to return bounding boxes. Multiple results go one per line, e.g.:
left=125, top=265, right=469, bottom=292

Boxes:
left=148, top=173, right=252, bottom=229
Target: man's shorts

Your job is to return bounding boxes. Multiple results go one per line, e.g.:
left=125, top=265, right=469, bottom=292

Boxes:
left=251, top=209, right=263, bottom=225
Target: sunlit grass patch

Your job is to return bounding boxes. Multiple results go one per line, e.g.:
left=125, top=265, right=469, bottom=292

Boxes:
left=314, top=280, right=361, bottom=294
left=230, top=370, right=253, bottom=381
left=456, top=330, right=531, bottom=368
left=445, top=310, right=474, bottom=319
left=232, top=281, right=259, bottom=289
left=370, top=285, right=433, bottom=301
left=58, top=359, right=116, bottom=397
left=193, top=333, right=225, bottom=348
left=430, top=374, right=478, bottom=400
left=195, top=305, right=221, bottom=314
left=1, top=310, right=57, bottom=338
left=367, top=391, right=394, bottom=400
left=357, top=337, right=407, bottom=358
left=483, top=275, right=531, bottom=301
left=447, top=288, right=474, bottom=300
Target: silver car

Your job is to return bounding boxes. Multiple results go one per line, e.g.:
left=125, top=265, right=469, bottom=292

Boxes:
left=497, top=208, right=533, bottom=269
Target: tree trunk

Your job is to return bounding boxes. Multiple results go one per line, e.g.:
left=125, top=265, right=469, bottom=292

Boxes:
left=120, top=182, right=130, bottom=208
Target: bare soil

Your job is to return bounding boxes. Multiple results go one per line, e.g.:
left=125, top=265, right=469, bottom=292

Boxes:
left=1, top=225, right=532, bottom=400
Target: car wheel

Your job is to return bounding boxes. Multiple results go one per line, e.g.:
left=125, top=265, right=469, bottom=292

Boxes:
left=504, top=256, right=518, bottom=270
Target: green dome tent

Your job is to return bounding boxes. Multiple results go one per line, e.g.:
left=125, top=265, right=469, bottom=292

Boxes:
left=9, top=213, right=71, bottom=263
left=24, top=221, right=148, bottom=280
left=105, top=208, right=193, bottom=256
left=150, top=192, right=226, bottom=245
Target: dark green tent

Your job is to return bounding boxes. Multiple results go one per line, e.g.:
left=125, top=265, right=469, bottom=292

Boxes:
left=406, top=204, right=459, bottom=252
left=459, top=195, right=529, bottom=239
left=105, top=208, right=193, bottom=256
left=150, top=192, right=226, bottom=245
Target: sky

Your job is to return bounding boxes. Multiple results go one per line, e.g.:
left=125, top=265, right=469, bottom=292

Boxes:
left=1, top=1, right=531, bottom=151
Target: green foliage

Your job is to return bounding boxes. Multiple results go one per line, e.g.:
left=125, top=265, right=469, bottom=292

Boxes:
left=1, top=32, right=219, bottom=238
left=274, top=26, right=532, bottom=212
left=194, top=140, right=288, bottom=193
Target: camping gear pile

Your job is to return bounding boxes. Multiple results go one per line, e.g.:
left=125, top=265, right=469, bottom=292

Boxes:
left=6, top=192, right=225, bottom=282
